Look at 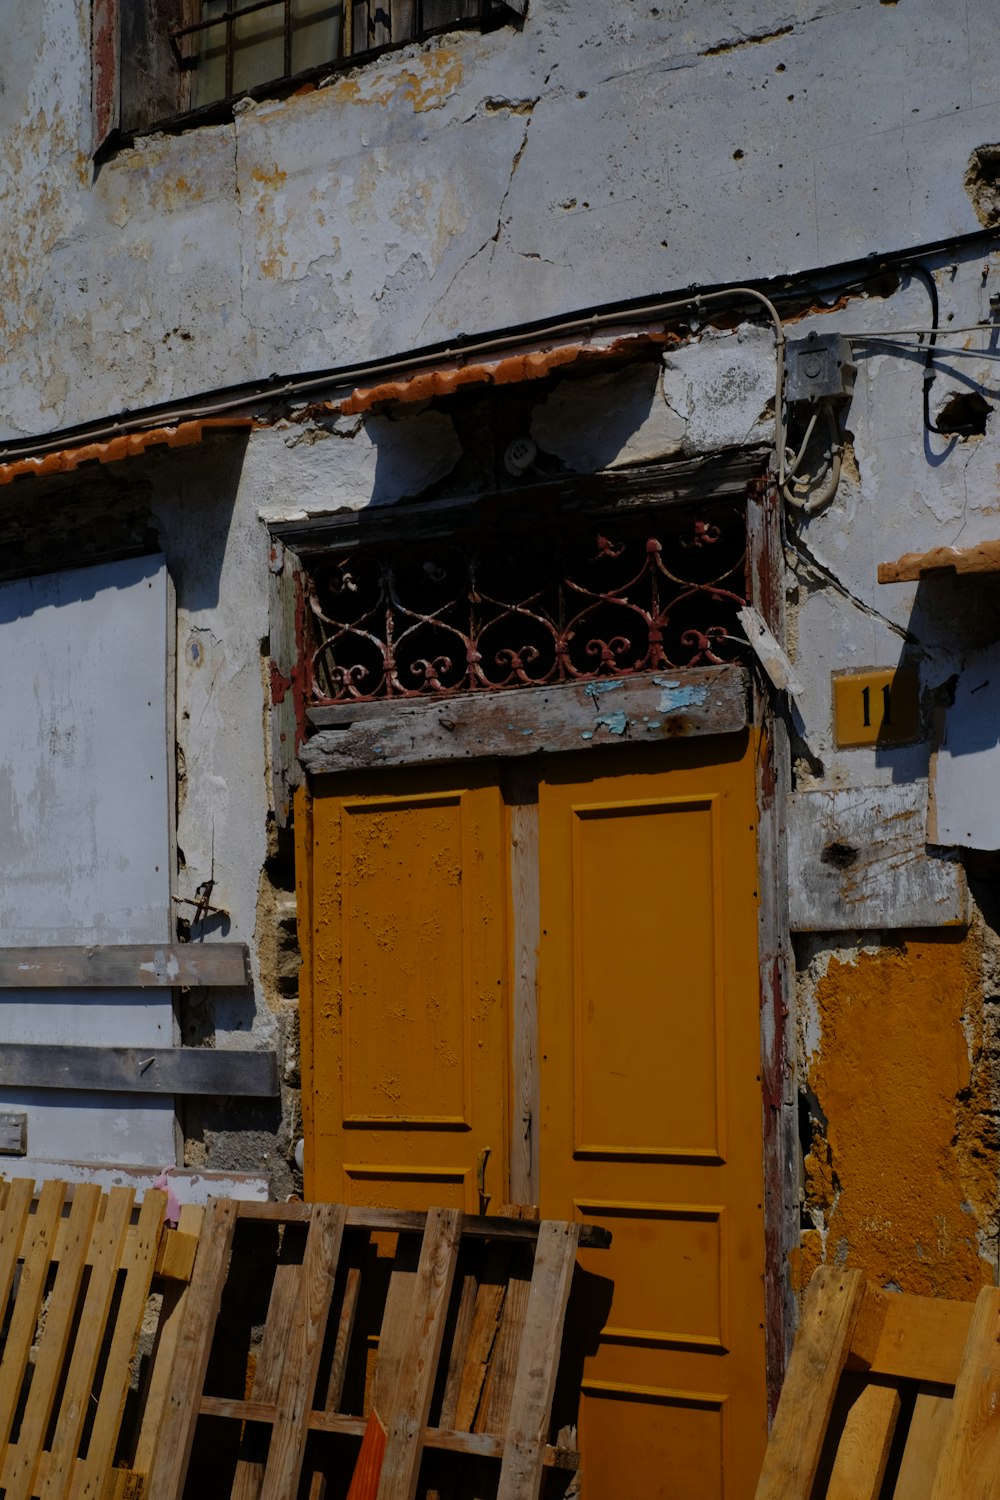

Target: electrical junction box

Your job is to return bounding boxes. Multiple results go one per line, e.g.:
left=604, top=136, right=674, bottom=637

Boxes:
left=785, top=331, right=856, bottom=405
left=833, top=667, right=921, bottom=748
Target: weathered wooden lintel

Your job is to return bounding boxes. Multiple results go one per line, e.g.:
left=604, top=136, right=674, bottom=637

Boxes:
left=0, top=1044, right=278, bottom=1097
left=301, top=667, right=748, bottom=774
left=0, top=943, right=251, bottom=989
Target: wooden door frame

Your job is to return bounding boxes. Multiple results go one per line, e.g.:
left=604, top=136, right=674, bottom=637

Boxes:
left=272, top=459, right=796, bottom=1412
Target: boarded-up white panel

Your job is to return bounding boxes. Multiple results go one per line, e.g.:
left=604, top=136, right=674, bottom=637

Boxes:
left=0, top=556, right=175, bottom=1164
left=789, top=782, right=968, bottom=931
left=931, top=642, right=1000, bottom=851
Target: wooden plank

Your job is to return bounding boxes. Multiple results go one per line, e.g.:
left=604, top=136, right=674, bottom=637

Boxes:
left=454, top=1274, right=506, bottom=1433
left=268, top=542, right=305, bottom=828
left=825, top=1381, right=901, bottom=1500
left=377, top=1207, right=463, bottom=1500
left=478, top=1207, right=540, bottom=1438
left=863, top=1294, right=973, bottom=1385
left=747, top=473, right=799, bottom=1401
left=152, top=1229, right=199, bottom=1283
left=456, top=1205, right=538, bottom=1435
left=0, top=944, right=251, bottom=989
left=4, top=1184, right=102, bottom=1500
left=259, top=1205, right=347, bottom=1500
left=0, top=1111, right=27, bottom=1155
left=0, top=1044, right=278, bottom=1097
left=437, top=1272, right=480, bottom=1430
left=318, top=1264, right=362, bottom=1413
left=0, top=1180, right=67, bottom=1457
left=234, top=1203, right=611, bottom=1248
left=878, top=537, right=1000, bottom=584
left=753, top=1266, right=868, bottom=1500
left=370, top=1234, right=421, bottom=1422
left=788, top=784, right=968, bottom=932
left=891, top=1385, right=955, bottom=1500
left=232, top=1223, right=314, bottom=1500
left=302, top=668, right=748, bottom=773
left=145, top=1199, right=239, bottom=1500
left=844, top=1280, right=891, bottom=1371
left=71, top=1190, right=167, bottom=1500
left=41, top=1188, right=136, bottom=1500
left=275, top=451, right=769, bottom=554
left=928, top=1286, right=1000, bottom=1500
left=0, top=1178, right=36, bottom=1316
left=495, top=1221, right=580, bottom=1500
left=303, top=1411, right=577, bottom=1468
left=508, top=776, right=540, bottom=1207
left=133, top=1205, right=205, bottom=1478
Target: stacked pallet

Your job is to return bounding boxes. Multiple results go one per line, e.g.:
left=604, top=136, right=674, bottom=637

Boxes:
left=144, top=1201, right=610, bottom=1500
left=0, top=1182, right=606, bottom=1499
left=0, top=1177, right=200, bottom=1500
left=756, top=1265, right=1000, bottom=1500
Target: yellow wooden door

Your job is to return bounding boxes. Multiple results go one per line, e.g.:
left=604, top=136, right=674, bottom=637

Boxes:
left=296, top=765, right=509, bottom=1211
left=538, top=735, right=768, bottom=1500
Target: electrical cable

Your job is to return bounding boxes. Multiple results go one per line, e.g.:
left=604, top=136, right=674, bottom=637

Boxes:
left=0, top=284, right=789, bottom=493
left=782, top=406, right=841, bottom=515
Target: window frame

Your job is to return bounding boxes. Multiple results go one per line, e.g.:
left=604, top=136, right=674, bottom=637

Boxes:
left=94, top=0, right=526, bottom=148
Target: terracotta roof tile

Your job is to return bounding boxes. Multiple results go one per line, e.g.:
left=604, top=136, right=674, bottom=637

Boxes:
left=337, top=330, right=678, bottom=415
left=0, top=417, right=253, bottom=487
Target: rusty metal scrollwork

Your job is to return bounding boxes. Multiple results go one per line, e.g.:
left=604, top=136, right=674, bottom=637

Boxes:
left=305, top=504, right=747, bottom=703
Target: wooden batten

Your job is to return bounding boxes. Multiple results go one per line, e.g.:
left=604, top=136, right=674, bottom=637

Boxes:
left=0, top=1044, right=278, bottom=1097
left=0, top=942, right=251, bottom=989
left=301, top=666, right=749, bottom=774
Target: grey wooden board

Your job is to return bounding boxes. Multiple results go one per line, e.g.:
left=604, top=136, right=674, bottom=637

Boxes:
left=0, top=1045, right=278, bottom=1096
left=272, top=450, right=770, bottom=552
left=302, top=667, right=748, bottom=773
left=0, top=556, right=175, bottom=1163
left=0, top=1113, right=27, bottom=1156
left=788, top=782, right=969, bottom=931
left=0, top=944, right=251, bottom=989
left=930, top=642, right=1000, bottom=850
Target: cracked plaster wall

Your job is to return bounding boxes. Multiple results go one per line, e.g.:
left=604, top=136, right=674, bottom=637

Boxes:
left=6, top=0, right=1000, bottom=1249
left=3, top=0, right=1000, bottom=437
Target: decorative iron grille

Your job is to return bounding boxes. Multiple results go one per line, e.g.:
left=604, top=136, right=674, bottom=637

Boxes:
left=305, top=503, right=749, bottom=703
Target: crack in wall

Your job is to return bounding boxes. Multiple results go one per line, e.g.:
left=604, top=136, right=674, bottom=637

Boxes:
left=789, top=527, right=923, bottom=648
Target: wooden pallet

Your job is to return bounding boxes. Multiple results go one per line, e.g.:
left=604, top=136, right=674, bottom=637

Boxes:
left=755, top=1264, right=1000, bottom=1500
left=0, top=1177, right=201, bottom=1500
left=144, top=1202, right=611, bottom=1500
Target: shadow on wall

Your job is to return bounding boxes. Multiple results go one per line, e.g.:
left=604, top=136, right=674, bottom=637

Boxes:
left=150, top=433, right=252, bottom=612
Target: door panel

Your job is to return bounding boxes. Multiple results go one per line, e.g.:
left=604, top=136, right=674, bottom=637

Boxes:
left=299, top=733, right=769, bottom=1497
left=539, top=736, right=768, bottom=1499
left=299, top=766, right=509, bottom=1211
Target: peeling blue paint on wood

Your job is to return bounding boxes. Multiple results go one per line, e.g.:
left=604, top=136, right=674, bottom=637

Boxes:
left=594, top=710, right=629, bottom=736
left=585, top=680, right=625, bottom=699
left=653, top=677, right=709, bottom=713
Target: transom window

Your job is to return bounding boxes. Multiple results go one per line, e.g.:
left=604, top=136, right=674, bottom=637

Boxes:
left=302, top=501, right=750, bottom=703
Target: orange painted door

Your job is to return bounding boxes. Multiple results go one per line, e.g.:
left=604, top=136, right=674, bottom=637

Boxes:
left=538, top=736, right=768, bottom=1500
left=297, top=765, right=509, bottom=1212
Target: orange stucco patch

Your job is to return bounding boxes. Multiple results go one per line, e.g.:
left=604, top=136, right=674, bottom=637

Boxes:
left=806, top=935, right=993, bottom=1298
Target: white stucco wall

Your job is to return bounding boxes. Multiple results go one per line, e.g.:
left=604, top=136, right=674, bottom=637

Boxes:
left=2, top=0, right=1000, bottom=438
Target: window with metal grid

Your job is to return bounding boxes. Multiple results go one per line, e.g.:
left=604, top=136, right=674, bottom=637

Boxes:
left=123, top=0, right=523, bottom=129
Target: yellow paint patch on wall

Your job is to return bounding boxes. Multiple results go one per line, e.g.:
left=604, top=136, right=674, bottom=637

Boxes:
left=806, top=935, right=993, bottom=1299
left=330, top=48, right=463, bottom=112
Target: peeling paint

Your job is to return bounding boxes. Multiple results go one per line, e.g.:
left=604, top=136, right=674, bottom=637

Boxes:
left=593, top=710, right=629, bottom=737
left=652, top=677, right=709, bottom=713
left=799, top=937, right=995, bottom=1299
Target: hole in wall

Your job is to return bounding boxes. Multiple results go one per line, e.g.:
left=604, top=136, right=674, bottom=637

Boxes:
left=964, top=144, right=1000, bottom=226
left=935, top=390, right=992, bottom=437
left=821, top=841, right=859, bottom=870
